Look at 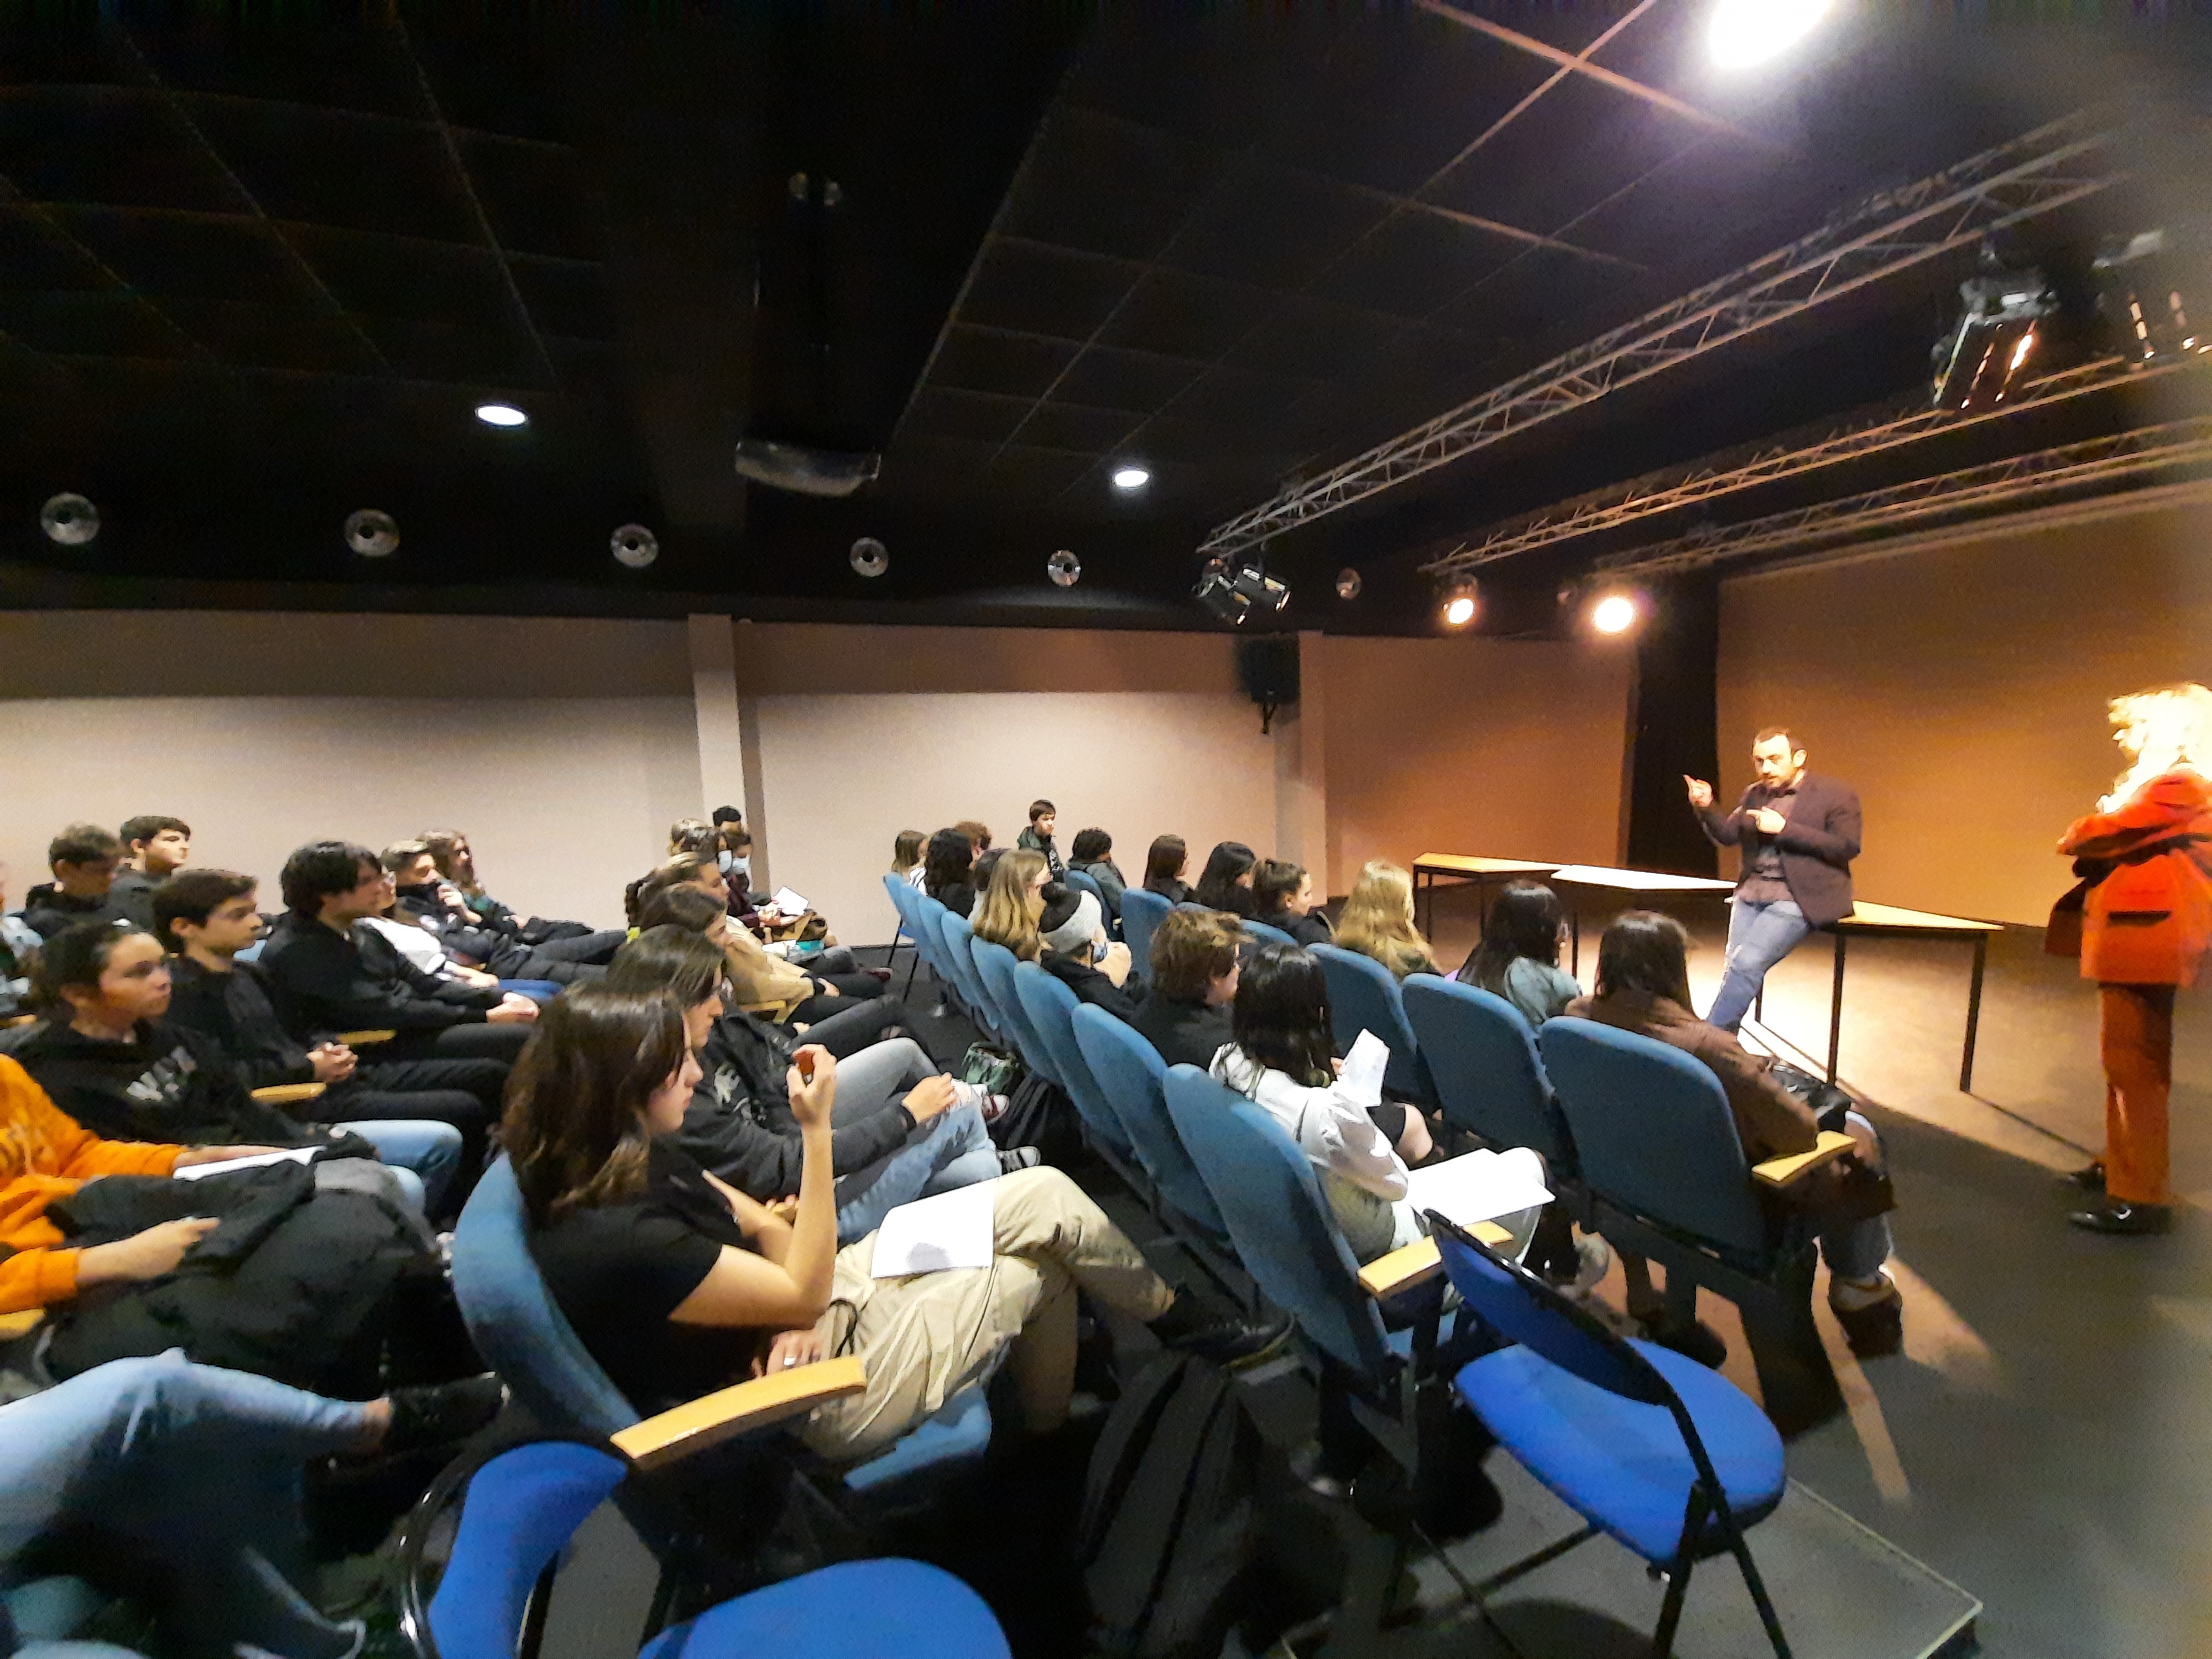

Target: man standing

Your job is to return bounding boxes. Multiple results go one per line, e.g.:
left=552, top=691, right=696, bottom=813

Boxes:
left=1685, top=728, right=1862, bottom=1033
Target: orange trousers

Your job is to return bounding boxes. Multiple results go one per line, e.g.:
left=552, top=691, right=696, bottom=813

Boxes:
left=2100, top=983, right=2177, bottom=1206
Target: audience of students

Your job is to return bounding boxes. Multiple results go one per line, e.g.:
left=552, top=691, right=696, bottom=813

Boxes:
left=111, top=813, right=192, bottom=920
left=1192, top=841, right=1258, bottom=917
left=1457, top=880, right=1580, bottom=1029
left=1253, top=858, right=1333, bottom=946
left=1566, top=911, right=1902, bottom=1355
left=890, top=828, right=928, bottom=889
left=1130, top=907, right=1244, bottom=1069
left=1334, top=859, right=1441, bottom=979
left=1068, top=827, right=1127, bottom=920
left=1142, top=834, right=1192, bottom=905
left=22, top=823, right=139, bottom=938
left=384, top=840, right=614, bottom=984
left=1208, top=944, right=1433, bottom=1263
left=1036, top=886, right=1140, bottom=1020
left=1016, top=800, right=1066, bottom=878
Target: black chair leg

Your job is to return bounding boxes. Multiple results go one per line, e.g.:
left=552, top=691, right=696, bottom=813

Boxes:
left=1651, top=1554, right=1695, bottom=1657
left=899, top=946, right=920, bottom=998
left=1738, top=1277, right=1843, bottom=1436
left=1728, top=1532, right=1794, bottom=1659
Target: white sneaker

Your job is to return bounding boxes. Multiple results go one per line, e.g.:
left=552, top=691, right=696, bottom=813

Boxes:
left=1549, top=1235, right=1612, bottom=1300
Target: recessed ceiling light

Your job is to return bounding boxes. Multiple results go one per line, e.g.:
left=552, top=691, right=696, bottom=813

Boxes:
left=475, top=403, right=528, bottom=427
left=1111, top=465, right=1150, bottom=491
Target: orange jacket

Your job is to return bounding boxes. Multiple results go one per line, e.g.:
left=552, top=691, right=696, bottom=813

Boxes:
left=0, top=1055, right=181, bottom=1314
left=2060, top=770, right=2212, bottom=987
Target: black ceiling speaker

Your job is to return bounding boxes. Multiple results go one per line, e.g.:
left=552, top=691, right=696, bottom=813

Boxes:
left=1235, top=635, right=1300, bottom=734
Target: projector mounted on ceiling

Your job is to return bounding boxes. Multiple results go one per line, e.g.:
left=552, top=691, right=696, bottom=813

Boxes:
left=733, top=439, right=881, bottom=498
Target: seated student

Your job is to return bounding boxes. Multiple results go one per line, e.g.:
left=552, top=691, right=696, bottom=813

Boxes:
left=1, top=1353, right=500, bottom=1659
left=23, top=824, right=138, bottom=938
left=158, top=869, right=498, bottom=1204
left=1131, top=907, right=1244, bottom=1070
left=420, top=828, right=601, bottom=948
left=1210, top=944, right=1434, bottom=1264
left=260, top=842, right=538, bottom=1071
left=1566, top=911, right=1902, bottom=1356
left=636, top=882, right=900, bottom=1057
left=110, top=814, right=192, bottom=922
left=1253, top=858, right=1333, bottom=947
left=954, top=818, right=994, bottom=855
left=1068, top=827, right=1127, bottom=921
left=669, top=817, right=718, bottom=858
left=1016, top=799, right=1066, bottom=878
left=512, top=991, right=1276, bottom=1451
left=1457, top=880, right=1579, bottom=1030
left=604, top=928, right=1019, bottom=1243
left=1141, top=834, right=1193, bottom=906
left=12, top=922, right=456, bottom=1216
left=1036, top=886, right=1141, bottom=1022
left=1334, top=859, right=1441, bottom=980
left=1, top=862, right=39, bottom=1019
left=969, top=848, right=1049, bottom=952
left=890, top=828, right=927, bottom=891
left=383, top=841, right=611, bottom=987
left=1192, top=841, right=1258, bottom=917
left=633, top=853, right=886, bottom=1012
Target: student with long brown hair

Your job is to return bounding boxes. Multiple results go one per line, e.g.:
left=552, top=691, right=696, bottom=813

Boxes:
left=970, top=849, right=1051, bottom=963
left=1141, top=835, right=1192, bottom=905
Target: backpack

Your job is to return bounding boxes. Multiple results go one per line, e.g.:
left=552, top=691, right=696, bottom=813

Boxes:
left=1077, top=1350, right=1260, bottom=1658
left=987, top=1070, right=1081, bottom=1166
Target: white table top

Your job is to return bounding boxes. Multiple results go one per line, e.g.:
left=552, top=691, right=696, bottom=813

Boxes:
left=1547, top=864, right=1739, bottom=894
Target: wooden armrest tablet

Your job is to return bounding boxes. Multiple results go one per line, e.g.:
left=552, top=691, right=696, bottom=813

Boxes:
left=333, top=1030, right=397, bottom=1047
left=1751, top=1130, right=1856, bottom=1188
left=611, top=1355, right=867, bottom=1471
left=0, top=1014, right=33, bottom=1030
left=0, top=1308, right=44, bottom=1343
left=251, top=1083, right=328, bottom=1105
left=1357, top=1222, right=1513, bottom=1300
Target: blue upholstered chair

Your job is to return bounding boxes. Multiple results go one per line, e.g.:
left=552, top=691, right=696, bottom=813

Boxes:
left=1239, top=917, right=1298, bottom=950
left=971, top=936, right=1058, bottom=1087
left=880, top=875, right=922, bottom=997
left=448, top=1157, right=990, bottom=1503
left=1536, top=1019, right=1842, bottom=1433
left=1060, top=868, right=1109, bottom=930
left=1118, top=888, right=1171, bottom=985
left=1400, top=977, right=1573, bottom=1167
left=1014, top=963, right=1141, bottom=1176
left=1431, top=1215, right=1791, bottom=1658
left=1310, top=944, right=1437, bottom=1104
left=1071, top=1005, right=1231, bottom=1245
left=399, top=1440, right=1009, bottom=1659
left=935, top=912, right=1000, bottom=1040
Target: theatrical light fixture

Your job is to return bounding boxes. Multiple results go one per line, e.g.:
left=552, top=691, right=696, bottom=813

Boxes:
left=474, top=403, right=528, bottom=427
left=1195, top=555, right=1290, bottom=626
left=1589, top=590, right=1641, bottom=635
left=611, top=524, right=659, bottom=569
left=1110, top=465, right=1151, bottom=491
left=1438, top=577, right=1479, bottom=629
left=344, top=509, right=399, bottom=557
left=2093, top=228, right=2211, bottom=364
left=849, top=537, right=889, bottom=578
left=1335, top=567, right=1363, bottom=601
left=39, top=493, right=98, bottom=546
left=1047, top=548, right=1081, bottom=587
left=1707, top=0, right=1829, bottom=69
left=1931, top=258, right=2055, bottom=411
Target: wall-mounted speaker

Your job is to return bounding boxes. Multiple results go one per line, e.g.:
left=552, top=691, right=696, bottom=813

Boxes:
left=1235, top=635, right=1300, bottom=733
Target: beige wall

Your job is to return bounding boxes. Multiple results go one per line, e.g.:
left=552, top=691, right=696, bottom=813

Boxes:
left=1718, top=495, right=2212, bottom=925
left=1317, top=634, right=1636, bottom=895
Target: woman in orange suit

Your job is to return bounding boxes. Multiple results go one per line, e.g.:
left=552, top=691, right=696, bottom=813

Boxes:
left=2057, top=682, right=2212, bottom=1234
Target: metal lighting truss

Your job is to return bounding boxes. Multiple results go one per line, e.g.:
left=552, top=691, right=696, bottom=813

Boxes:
left=1422, top=352, right=2205, bottom=575
left=1593, top=416, right=2212, bottom=578
left=1199, top=111, right=2123, bottom=557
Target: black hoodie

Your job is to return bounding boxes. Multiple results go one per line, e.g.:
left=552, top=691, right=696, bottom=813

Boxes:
left=20, top=883, right=138, bottom=941
left=166, top=954, right=317, bottom=1091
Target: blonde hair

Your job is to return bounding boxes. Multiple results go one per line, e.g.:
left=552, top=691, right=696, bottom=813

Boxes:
left=1334, top=859, right=1437, bottom=979
left=2103, top=682, right=2212, bottom=810
left=973, top=848, right=1047, bottom=962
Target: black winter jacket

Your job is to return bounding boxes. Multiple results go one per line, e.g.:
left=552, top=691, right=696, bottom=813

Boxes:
left=677, top=1010, right=916, bottom=1198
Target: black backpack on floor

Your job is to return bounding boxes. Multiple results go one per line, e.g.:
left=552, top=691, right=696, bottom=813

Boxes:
left=1077, top=1349, right=1260, bottom=1659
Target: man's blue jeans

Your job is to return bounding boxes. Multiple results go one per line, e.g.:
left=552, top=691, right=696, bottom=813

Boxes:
left=1707, top=896, right=1812, bottom=1034
left=826, top=1038, right=1002, bottom=1244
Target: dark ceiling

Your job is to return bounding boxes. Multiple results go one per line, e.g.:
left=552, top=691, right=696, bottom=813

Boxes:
left=2, top=4, right=2209, bottom=632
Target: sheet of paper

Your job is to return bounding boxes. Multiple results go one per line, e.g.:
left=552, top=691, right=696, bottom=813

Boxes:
left=870, top=1180, right=998, bottom=1277
left=1338, top=1029, right=1389, bottom=1107
left=172, top=1146, right=317, bottom=1182
left=1404, top=1149, right=1553, bottom=1227
left=771, top=886, right=810, bottom=915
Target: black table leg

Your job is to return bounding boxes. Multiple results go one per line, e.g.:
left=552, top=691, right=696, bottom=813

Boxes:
left=1960, top=932, right=1989, bottom=1092
left=1571, top=902, right=1582, bottom=978
left=1826, top=932, right=1847, bottom=1083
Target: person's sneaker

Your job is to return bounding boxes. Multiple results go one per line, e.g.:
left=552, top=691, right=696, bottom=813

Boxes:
left=1151, top=1298, right=1295, bottom=1369
left=1542, top=1235, right=1611, bottom=1301
left=2068, top=1199, right=2173, bottom=1236
left=1645, top=1318, right=1727, bottom=1369
left=1829, top=1272, right=1904, bottom=1357
left=998, top=1147, right=1042, bottom=1173
left=382, top=1374, right=505, bottom=1458
left=2062, top=1160, right=2107, bottom=1193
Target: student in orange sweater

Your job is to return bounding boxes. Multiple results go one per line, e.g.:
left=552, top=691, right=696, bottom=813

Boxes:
left=0, top=1054, right=283, bottom=1315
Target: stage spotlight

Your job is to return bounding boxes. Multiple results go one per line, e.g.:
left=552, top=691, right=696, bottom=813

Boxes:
left=1110, top=465, right=1150, bottom=491
left=1931, top=259, right=2054, bottom=410
left=1047, top=548, right=1081, bottom=587
left=1590, top=591, right=1641, bottom=635
left=849, top=536, right=889, bottom=578
left=344, top=509, right=399, bottom=557
left=39, top=493, right=98, bottom=546
left=1196, top=555, right=1289, bottom=625
left=474, top=403, right=527, bottom=427
left=1438, top=577, right=1479, bottom=629
left=2093, top=228, right=2211, bottom=364
left=1335, top=567, right=1362, bottom=601
left=1708, top=0, right=1829, bottom=69
left=611, top=524, right=659, bottom=569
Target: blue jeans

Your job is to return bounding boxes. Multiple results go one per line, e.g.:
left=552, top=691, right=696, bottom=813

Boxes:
left=826, top=1039, right=1003, bottom=1243
left=1818, top=1110, right=1893, bottom=1282
left=497, top=978, right=565, bottom=1004
left=1707, top=896, right=1812, bottom=1033
left=0, top=1352, right=371, bottom=1659
left=337, top=1118, right=463, bottom=1216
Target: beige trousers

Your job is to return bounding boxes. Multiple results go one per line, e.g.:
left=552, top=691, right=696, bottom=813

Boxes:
left=796, top=1166, right=1172, bottom=1462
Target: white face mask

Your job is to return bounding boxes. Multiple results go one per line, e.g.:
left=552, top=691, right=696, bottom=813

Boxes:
left=720, top=852, right=750, bottom=879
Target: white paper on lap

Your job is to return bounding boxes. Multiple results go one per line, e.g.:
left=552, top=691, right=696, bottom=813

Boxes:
left=1339, top=1029, right=1390, bottom=1107
left=1405, top=1149, right=1553, bottom=1227
left=172, top=1147, right=318, bottom=1182
left=771, top=886, right=810, bottom=915
left=870, top=1180, right=998, bottom=1277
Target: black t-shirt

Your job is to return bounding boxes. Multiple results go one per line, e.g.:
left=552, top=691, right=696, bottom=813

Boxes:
left=529, top=1139, right=767, bottom=1413
left=1130, top=997, right=1235, bottom=1072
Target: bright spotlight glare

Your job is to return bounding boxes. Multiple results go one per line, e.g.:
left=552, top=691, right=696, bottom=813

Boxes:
left=1111, top=466, right=1150, bottom=491
left=1708, top=0, right=1829, bottom=69
left=475, top=403, right=528, bottom=427
left=1591, top=593, right=1639, bottom=635
left=1443, top=595, right=1477, bottom=628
